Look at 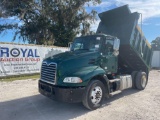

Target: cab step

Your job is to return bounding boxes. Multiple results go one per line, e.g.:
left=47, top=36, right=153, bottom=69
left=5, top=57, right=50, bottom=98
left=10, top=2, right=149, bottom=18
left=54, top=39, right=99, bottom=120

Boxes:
left=109, top=79, right=120, bottom=83
left=109, top=90, right=121, bottom=97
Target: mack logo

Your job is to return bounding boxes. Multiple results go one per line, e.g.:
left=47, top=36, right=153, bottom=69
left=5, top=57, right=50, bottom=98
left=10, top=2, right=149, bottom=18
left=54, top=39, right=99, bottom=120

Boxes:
left=0, top=47, right=40, bottom=58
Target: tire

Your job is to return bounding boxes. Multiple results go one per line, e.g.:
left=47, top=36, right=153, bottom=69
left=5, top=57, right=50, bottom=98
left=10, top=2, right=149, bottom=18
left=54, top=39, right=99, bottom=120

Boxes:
left=131, top=71, right=138, bottom=88
left=135, top=72, right=147, bottom=90
left=82, top=80, right=105, bottom=110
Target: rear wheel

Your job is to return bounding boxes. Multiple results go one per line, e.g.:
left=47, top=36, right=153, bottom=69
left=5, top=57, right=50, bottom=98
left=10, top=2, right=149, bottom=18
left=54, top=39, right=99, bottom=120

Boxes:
left=135, top=72, right=147, bottom=90
left=82, top=80, right=105, bottom=110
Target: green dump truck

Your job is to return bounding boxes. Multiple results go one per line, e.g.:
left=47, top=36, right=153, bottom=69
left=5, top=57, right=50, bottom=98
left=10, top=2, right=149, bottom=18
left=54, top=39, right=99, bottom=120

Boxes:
left=39, top=5, right=152, bottom=110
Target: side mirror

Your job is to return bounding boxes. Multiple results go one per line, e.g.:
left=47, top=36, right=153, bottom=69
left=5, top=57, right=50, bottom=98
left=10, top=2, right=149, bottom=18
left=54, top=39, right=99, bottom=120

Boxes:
left=68, top=42, right=73, bottom=51
left=113, top=38, right=120, bottom=51
left=113, top=38, right=120, bottom=56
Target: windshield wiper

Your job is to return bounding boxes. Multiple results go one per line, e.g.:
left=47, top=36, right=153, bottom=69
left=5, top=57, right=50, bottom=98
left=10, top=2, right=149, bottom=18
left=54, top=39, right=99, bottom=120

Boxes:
left=79, top=49, right=89, bottom=50
left=72, top=49, right=90, bottom=51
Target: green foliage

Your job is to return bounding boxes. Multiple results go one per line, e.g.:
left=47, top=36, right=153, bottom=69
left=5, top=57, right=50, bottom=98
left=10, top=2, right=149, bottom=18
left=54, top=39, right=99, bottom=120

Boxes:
left=151, top=37, right=160, bottom=51
left=0, top=0, right=101, bottom=46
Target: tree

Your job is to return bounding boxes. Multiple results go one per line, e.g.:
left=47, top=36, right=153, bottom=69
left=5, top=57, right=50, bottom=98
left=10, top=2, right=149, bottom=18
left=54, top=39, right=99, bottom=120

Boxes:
left=0, top=0, right=101, bottom=46
left=151, top=37, right=160, bottom=51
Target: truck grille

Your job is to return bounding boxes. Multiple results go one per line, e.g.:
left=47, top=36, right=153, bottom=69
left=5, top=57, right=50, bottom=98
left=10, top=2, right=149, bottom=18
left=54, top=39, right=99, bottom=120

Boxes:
left=40, top=62, right=57, bottom=84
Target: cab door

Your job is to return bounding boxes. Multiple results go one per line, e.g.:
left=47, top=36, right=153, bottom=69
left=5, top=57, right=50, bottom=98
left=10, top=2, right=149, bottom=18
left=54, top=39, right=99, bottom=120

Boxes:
left=101, top=39, right=118, bottom=74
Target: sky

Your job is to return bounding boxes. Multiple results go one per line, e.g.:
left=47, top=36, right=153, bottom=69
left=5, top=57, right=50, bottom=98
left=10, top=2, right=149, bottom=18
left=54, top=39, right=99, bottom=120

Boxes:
left=0, top=0, right=160, bottom=43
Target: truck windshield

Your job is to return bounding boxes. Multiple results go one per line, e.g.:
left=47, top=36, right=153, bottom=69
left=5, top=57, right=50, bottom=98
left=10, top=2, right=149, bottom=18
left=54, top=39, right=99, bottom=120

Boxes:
left=71, top=36, right=102, bottom=51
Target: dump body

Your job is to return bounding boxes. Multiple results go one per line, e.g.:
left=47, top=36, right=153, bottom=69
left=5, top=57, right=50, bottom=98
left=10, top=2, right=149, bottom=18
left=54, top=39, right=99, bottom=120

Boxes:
left=97, top=5, right=152, bottom=75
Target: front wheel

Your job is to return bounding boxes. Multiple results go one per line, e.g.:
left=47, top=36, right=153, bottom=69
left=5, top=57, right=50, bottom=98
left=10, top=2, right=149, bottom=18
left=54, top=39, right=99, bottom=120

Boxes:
left=82, top=80, right=105, bottom=110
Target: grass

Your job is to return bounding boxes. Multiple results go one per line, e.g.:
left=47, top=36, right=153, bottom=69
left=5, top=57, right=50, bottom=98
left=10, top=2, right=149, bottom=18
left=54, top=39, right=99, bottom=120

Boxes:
left=0, top=74, right=40, bottom=82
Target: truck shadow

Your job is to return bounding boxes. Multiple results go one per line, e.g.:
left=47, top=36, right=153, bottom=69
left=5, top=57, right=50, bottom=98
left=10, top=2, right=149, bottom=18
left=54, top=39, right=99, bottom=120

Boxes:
left=102, top=88, right=140, bottom=107
left=0, top=94, right=87, bottom=120
left=0, top=89, right=139, bottom=120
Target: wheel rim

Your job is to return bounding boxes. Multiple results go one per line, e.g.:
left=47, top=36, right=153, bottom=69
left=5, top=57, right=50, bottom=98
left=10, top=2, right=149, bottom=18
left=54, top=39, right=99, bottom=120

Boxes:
left=141, top=75, right=147, bottom=88
left=90, top=86, right=102, bottom=105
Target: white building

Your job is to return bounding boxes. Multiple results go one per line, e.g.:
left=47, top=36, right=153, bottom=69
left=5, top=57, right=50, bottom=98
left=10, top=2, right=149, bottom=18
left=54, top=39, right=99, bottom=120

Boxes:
left=151, top=51, right=160, bottom=68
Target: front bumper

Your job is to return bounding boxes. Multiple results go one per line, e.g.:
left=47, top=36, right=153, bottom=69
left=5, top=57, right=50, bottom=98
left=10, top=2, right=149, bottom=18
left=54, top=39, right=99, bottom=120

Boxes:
left=39, top=80, right=85, bottom=103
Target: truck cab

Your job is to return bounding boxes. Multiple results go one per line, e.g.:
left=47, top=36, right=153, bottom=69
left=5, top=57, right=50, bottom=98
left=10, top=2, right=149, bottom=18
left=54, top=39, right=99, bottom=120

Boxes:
left=39, top=34, right=120, bottom=107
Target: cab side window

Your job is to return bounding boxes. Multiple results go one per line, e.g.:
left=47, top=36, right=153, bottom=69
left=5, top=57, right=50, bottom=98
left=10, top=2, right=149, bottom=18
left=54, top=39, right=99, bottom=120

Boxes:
left=73, top=43, right=84, bottom=50
left=103, top=40, right=114, bottom=55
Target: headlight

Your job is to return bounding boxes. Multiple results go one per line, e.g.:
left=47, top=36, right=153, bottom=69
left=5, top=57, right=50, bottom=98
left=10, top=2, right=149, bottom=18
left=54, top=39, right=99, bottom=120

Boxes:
left=63, top=77, right=82, bottom=83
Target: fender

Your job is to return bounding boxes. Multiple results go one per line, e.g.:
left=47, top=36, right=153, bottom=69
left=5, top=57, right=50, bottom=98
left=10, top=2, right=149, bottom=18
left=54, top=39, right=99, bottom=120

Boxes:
left=59, top=66, right=109, bottom=88
left=73, top=66, right=105, bottom=83
left=79, top=66, right=110, bottom=96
